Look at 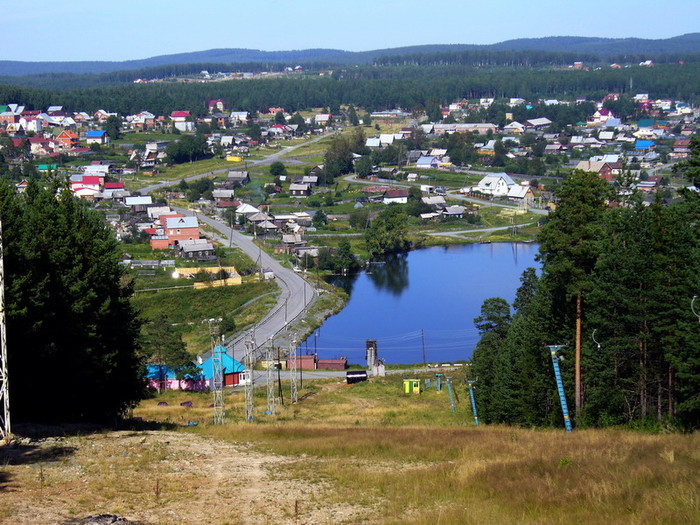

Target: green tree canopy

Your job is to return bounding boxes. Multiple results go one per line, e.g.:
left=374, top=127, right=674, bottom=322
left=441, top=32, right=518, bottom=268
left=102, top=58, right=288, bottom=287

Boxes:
left=1, top=179, right=144, bottom=423
left=269, top=161, right=287, bottom=177
left=364, top=205, right=411, bottom=258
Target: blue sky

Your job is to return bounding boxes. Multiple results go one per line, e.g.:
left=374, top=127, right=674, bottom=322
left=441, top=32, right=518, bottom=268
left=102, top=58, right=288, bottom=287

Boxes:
left=4, top=0, right=699, bottom=62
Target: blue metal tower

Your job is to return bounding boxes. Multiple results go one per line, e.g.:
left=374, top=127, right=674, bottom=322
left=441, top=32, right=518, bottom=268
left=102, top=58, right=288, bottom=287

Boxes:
left=548, top=345, right=572, bottom=432
left=467, top=380, right=479, bottom=426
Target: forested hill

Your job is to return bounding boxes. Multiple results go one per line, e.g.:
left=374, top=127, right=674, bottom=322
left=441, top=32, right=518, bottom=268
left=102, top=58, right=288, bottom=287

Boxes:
left=488, top=33, right=700, bottom=55
left=2, top=33, right=699, bottom=76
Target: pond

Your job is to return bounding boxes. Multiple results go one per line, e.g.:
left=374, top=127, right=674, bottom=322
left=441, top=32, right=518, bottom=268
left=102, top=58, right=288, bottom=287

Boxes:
left=300, top=242, right=541, bottom=365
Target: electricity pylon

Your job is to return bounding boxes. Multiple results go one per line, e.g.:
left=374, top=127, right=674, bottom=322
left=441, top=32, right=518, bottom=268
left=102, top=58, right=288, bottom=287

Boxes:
left=266, top=339, right=276, bottom=415
left=244, top=337, right=255, bottom=421
left=0, top=217, right=10, bottom=443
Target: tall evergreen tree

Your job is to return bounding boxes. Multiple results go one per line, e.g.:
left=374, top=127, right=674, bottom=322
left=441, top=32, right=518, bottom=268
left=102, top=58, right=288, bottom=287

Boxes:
left=469, top=298, right=511, bottom=423
left=537, top=170, right=611, bottom=423
left=0, top=179, right=144, bottom=423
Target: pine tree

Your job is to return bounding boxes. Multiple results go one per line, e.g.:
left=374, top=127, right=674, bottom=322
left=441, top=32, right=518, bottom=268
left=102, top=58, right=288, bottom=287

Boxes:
left=470, top=298, right=511, bottom=423
left=1, top=179, right=144, bottom=423
left=537, top=169, right=611, bottom=423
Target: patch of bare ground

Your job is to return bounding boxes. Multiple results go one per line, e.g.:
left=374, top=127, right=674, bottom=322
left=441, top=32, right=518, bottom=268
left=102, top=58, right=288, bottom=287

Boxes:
left=0, top=430, right=378, bottom=525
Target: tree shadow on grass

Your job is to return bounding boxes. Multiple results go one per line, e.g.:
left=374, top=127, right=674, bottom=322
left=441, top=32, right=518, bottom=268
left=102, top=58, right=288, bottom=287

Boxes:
left=0, top=419, right=179, bottom=492
left=0, top=442, right=78, bottom=493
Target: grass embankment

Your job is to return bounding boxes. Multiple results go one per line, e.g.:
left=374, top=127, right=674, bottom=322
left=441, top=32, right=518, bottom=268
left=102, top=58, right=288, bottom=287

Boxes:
left=132, top=280, right=278, bottom=354
left=142, top=375, right=697, bottom=523
left=2, top=375, right=696, bottom=524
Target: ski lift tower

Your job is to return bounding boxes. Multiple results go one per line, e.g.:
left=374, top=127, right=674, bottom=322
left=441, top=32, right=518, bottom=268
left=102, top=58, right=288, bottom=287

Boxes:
left=466, top=380, right=479, bottom=426
left=206, top=318, right=224, bottom=425
left=0, top=217, right=10, bottom=443
left=547, top=345, right=572, bottom=432
left=244, top=336, right=256, bottom=421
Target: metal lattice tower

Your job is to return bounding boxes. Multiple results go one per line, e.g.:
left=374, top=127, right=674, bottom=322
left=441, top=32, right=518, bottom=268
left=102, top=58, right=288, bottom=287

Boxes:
left=206, top=320, right=224, bottom=425
left=0, top=217, right=10, bottom=443
left=244, top=337, right=255, bottom=421
left=289, top=337, right=297, bottom=404
left=266, top=339, right=276, bottom=415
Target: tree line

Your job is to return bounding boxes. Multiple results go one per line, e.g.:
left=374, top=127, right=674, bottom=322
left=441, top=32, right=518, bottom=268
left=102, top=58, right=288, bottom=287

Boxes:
left=469, top=161, right=700, bottom=430
left=1, top=62, right=698, bottom=117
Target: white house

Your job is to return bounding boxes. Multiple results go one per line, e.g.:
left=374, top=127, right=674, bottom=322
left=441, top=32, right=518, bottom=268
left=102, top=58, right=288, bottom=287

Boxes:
left=503, top=121, right=525, bottom=134
left=474, top=173, right=516, bottom=196
left=416, top=156, right=439, bottom=169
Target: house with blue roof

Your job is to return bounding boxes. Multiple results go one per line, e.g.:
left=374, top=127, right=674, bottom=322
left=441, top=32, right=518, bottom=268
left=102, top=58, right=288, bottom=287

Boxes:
left=85, top=130, right=110, bottom=145
left=416, top=156, right=439, bottom=168
left=635, top=140, right=655, bottom=151
left=146, top=346, right=247, bottom=391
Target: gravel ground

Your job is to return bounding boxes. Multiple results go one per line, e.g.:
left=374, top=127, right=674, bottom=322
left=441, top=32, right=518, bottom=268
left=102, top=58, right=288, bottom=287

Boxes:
left=0, top=429, right=376, bottom=525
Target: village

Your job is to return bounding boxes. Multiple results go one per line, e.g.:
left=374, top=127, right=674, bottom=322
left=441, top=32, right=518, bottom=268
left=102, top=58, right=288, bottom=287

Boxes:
left=0, top=94, right=697, bottom=225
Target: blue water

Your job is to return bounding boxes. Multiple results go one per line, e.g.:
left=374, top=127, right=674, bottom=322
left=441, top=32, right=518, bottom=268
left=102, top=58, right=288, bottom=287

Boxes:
left=300, top=242, right=540, bottom=365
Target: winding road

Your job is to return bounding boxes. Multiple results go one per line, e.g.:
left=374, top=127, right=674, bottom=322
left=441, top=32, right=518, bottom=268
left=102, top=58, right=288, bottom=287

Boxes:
left=141, top=134, right=332, bottom=361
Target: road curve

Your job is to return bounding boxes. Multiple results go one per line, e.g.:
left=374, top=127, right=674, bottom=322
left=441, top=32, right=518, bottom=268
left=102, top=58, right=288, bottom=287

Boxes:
left=141, top=133, right=332, bottom=361
left=191, top=211, right=316, bottom=362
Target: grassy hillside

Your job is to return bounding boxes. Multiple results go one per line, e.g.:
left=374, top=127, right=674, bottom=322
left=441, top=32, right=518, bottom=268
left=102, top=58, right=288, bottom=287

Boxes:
left=2, top=374, right=696, bottom=524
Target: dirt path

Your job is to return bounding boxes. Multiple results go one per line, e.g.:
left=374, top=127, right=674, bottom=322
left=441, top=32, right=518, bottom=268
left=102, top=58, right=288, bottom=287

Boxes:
left=0, top=430, right=375, bottom=525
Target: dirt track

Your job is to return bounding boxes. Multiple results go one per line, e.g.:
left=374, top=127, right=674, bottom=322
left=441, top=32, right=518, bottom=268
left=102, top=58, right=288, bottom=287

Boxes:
left=0, top=430, right=373, bottom=525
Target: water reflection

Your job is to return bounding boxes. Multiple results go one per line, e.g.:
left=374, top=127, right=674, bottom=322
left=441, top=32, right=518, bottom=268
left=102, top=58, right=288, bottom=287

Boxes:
left=366, top=254, right=409, bottom=296
left=308, top=243, right=540, bottom=364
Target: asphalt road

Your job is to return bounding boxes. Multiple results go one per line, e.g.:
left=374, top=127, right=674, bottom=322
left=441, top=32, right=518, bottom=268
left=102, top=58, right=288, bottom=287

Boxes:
left=142, top=133, right=333, bottom=362
left=139, top=131, right=331, bottom=195
left=191, top=211, right=316, bottom=362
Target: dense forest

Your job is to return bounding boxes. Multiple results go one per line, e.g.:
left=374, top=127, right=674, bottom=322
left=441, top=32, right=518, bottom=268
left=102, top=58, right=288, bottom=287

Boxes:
left=469, top=152, right=700, bottom=430
left=374, top=49, right=700, bottom=67
left=1, top=62, right=698, bottom=116
left=0, top=178, right=144, bottom=423
left=2, top=33, right=698, bottom=77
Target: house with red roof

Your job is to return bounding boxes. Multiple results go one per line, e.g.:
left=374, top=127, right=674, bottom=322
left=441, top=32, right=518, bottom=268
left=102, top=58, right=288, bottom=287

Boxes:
left=382, top=188, right=409, bottom=204
left=170, top=110, right=191, bottom=121
left=589, top=108, right=614, bottom=125
left=170, top=111, right=194, bottom=132
left=70, top=175, right=102, bottom=200
left=29, top=135, right=56, bottom=156
left=671, top=139, right=691, bottom=159
left=208, top=99, right=226, bottom=113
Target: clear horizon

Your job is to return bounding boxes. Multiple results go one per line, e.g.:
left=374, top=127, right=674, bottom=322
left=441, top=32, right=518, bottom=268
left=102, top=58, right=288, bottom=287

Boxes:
left=5, top=0, right=699, bottom=62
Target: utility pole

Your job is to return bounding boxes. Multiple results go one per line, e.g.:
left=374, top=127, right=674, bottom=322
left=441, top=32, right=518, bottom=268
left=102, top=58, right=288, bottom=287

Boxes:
left=421, top=329, right=426, bottom=367
left=289, top=337, right=298, bottom=403
left=0, top=216, right=10, bottom=443
left=575, top=295, right=582, bottom=421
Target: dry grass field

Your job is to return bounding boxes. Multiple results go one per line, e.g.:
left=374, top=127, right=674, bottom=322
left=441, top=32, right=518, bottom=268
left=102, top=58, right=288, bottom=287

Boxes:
left=1, top=375, right=697, bottom=524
